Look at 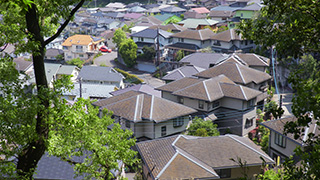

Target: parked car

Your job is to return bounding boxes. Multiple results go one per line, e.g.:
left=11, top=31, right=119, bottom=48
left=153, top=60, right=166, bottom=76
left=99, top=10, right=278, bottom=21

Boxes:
left=99, top=46, right=112, bottom=53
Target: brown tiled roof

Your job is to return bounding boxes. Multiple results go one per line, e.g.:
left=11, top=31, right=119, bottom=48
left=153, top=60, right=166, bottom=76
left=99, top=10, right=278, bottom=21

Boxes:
left=149, top=24, right=187, bottom=32
left=171, top=29, right=215, bottom=41
left=262, top=116, right=320, bottom=145
left=137, top=135, right=274, bottom=179
left=61, top=35, right=104, bottom=46
left=156, top=77, right=202, bottom=93
left=195, top=62, right=271, bottom=85
left=13, top=57, right=33, bottom=72
left=93, top=91, right=196, bottom=122
left=211, top=29, right=242, bottom=42
left=235, top=53, right=270, bottom=67
left=209, top=10, right=235, bottom=18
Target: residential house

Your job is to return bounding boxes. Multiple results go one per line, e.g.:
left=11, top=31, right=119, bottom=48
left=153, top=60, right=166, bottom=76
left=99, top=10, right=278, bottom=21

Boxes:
left=96, top=18, right=120, bottom=35
left=45, top=48, right=64, bottom=61
left=93, top=91, right=197, bottom=140
left=62, top=35, right=104, bottom=61
left=153, top=14, right=182, bottom=25
left=45, top=36, right=64, bottom=50
left=166, top=29, right=215, bottom=60
left=78, top=66, right=125, bottom=89
left=109, top=83, right=161, bottom=97
left=123, top=13, right=144, bottom=21
left=234, top=3, right=262, bottom=20
left=208, top=10, right=235, bottom=21
left=156, top=75, right=264, bottom=136
left=136, top=134, right=274, bottom=180
left=103, top=12, right=125, bottom=20
left=160, top=6, right=187, bottom=16
left=233, top=52, right=270, bottom=72
left=211, top=29, right=255, bottom=53
left=100, top=29, right=130, bottom=50
left=13, top=57, right=33, bottom=75
left=128, top=6, right=147, bottom=13
left=162, top=64, right=205, bottom=83
left=156, top=0, right=178, bottom=5
left=195, top=62, right=271, bottom=92
left=262, top=116, right=320, bottom=164
left=97, top=7, right=116, bottom=13
left=105, top=2, right=126, bottom=10
left=130, top=28, right=173, bottom=57
left=177, top=18, right=219, bottom=30
left=179, top=52, right=230, bottom=69
left=80, top=18, right=97, bottom=34
left=149, top=23, right=187, bottom=33
left=191, top=7, right=210, bottom=15
left=62, top=83, right=115, bottom=100
left=183, top=11, right=207, bottom=19
left=199, top=0, right=219, bottom=8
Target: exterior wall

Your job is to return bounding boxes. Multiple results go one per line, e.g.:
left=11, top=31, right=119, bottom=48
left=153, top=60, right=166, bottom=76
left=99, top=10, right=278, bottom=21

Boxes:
left=154, top=116, right=190, bottom=138
left=162, top=91, right=178, bottom=102
left=132, top=37, right=156, bottom=44
left=251, top=66, right=266, bottom=72
left=135, top=121, right=155, bottom=139
left=235, top=10, right=255, bottom=19
left=241, top=107, right=257, bottom=136
left=172, top=38, right=202, bottom=48
left=269, top=131, right=300, bottom=160
left=82, top=79, right=123, bottom=89
left=221, top=97, right=244, bottom=110
left=229, top=165, right=262, bottom=179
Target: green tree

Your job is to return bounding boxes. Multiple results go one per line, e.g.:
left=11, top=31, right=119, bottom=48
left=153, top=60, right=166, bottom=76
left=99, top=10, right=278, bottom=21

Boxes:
left=187, top=117, right=220, bottom=137
left=112, top=29, right=127, bottom=48
left=119, top=39, right=138, bottom=68
left=0, top=0, right=137, bottom=179
left=175, top=50, right=185, bottom=61
left=238, top=0, right=320, bottom=59
left=66, top=57, right=85, bottom=68
left=55, top=54, right=64, bottom=60
left=141, top=45, right=156, bottom=60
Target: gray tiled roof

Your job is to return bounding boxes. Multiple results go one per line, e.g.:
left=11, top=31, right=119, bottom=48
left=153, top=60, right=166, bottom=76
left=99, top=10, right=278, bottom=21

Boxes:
left=57, top=65, right=78, bottom=75
left=177, top=18, right=219, bottom=29
left=78, top=66, right=124, bottom=82
left=93, top=91, right=196, bottom=122
left=171, top=29, right=216, bottom=41
left=211, top=29, right=242, bottom=42
left=63, top=83, right=115, bottom=99
left=13, top=57, right=33, bottom=72
left=109, top=83, right=161, bottom=97
left=136, top=135, right=274, bottom=179
left=234, top=53, right=270, bottom=67
left=130, top=28, right=173, bottom=39
left=195, top=62, right=271, bottom=85
left=179, top=52, right=229, bottom=69
left=162, top=65, right=205, bottom=81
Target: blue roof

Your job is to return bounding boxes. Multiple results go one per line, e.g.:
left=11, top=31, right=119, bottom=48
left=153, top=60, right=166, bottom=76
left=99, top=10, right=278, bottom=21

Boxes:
left=154, top=13, right=174, bottom=22
left=210, top=5, right=241, bottom=11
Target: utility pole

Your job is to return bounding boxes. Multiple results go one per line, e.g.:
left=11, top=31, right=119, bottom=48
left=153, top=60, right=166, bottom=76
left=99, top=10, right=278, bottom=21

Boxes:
left=79, top=78, right=82, bottom=98
left=157, top=26, right=162, bottom=77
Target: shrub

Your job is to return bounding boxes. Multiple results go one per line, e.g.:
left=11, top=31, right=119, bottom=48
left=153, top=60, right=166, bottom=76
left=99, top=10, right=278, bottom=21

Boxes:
left=114, top=68, right=143, bottom=84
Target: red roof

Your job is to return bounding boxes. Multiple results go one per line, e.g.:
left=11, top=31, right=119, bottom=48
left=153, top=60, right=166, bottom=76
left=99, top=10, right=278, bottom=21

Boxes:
left=191, top=7, right=210, bottom=14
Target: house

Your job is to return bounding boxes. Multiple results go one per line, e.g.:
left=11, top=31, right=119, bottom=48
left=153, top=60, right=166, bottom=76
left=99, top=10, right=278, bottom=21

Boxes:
left=103, top=12, right=125, bottom=20
left=191, top=7, right=210, bottom=15
left=130, top=28, right=173, bottom=57
left=160, top=6, right=187, bottom=16
left=62, top=35, right=104, bottom=61
left=211, top=29, right=255, bottom=53
left=149, top=23, right=187, bottom=33
left=123, top=13, right=144, bottom=21
left=177, top=18, right=219, bottom=30
left=105, top=2, right=126, bottom=9
left=194, top=62, right=271, bottom=92
left=234, top=3, right=262, bottom=20
left=156, top=75, right=264, bottom=136
left=233, top=52, right=270, bottom=72
left=179, top=52, right=230, bottom=69
left=109, top=83, right=161, bottom=97
left=199, top=0, right=219, bottom=8
left=262, top=116, right=320, bottom=164
left=162, top=64, right=205, bottom=83
left=136, top=134, right=274, bottom=180
left=153, top=13, right=182, bottom=25
left=13, top=57, right=33, bottom=75
left=183, top=11, right=207, bottom=19
left=128, top=6, right=147, bottom=13
left=166, top=29, right=216, bottom=60
left=93, top=91, right=197, bottom=140
left=208, top=10, right=235, bottom=21
left=80, top=18, right=98, bottom=34
left=78, top=66, right=125, bottom=89
left=45, top=48, right=64, bottom=61
left=62, top=83, right=115, bottom=100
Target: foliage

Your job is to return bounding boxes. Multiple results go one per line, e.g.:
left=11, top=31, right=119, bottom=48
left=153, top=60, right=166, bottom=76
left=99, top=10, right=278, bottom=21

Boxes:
left=0, top=57, right=138, bottom=179
left=121, top=24, right=132, bottom=33
left=112, top=29, right=127, bottom=48
left=216, top=25, right=229, bottom=33
left=138, top=45, right=156, bottom=61
left=55, top=54, right=64, bottom=60
left=66, top=57, right=85, bottom=68
left=119, top=39, right=138, bottom=68
left=99, top=63, right=107, bottom=67
left=238, top=0, right=320, bottom=59
left=180, top=14, right=184, bottom=19
left=200, top=47, right=213, bottom=53
left=254, top=111, right=270, bottom=153
left=175, top=50, right=185, bottom=61
left=114, top=68, right=143, bottom=84
left=93, top=52, right=103, bottom=59
left=187, top=117, right=220, bottom=137
left=166, top=18, right=180, bottom=24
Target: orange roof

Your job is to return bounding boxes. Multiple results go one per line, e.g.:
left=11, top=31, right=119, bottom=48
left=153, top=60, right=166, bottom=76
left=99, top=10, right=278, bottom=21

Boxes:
left=191, top=7, right=210, bottom=14
left=61, top=35, right=104, bottom=46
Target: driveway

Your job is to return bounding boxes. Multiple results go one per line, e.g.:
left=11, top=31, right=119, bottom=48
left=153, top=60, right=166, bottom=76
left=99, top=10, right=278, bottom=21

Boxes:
left=93, top=51, right=117, bottom=67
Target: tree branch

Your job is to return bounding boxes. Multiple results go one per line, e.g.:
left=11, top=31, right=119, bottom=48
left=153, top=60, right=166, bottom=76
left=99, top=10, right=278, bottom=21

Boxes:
left=61, top=157, right=81, bottom=165
left=44, top=0, right=85, bottom=45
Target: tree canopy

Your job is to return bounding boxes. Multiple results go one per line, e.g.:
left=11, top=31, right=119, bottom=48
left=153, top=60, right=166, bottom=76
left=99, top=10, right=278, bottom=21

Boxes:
left=238, top=0, right=320, bottom=59
left=119, top=39, right=138, bottom=68
left=112, top=29, right=127, bottom=48
left=187, top=117, right=220, bottom=137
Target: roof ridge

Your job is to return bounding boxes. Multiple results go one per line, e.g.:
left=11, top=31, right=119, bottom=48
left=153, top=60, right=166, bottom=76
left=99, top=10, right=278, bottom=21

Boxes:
left=227, top=135, right=274, bottom=162
left=239, top=85, right=248, bottom=100
left=150, top=95, right=154, bottom=120
left=134, top=95, right=141, bottom=121
left=199, top=30, right=203, bottom=40
left=203, top=81, right=211, bottom=102
left=156, top=152, right=179, bottom=179
left=235, top=63, right=246, bottom=84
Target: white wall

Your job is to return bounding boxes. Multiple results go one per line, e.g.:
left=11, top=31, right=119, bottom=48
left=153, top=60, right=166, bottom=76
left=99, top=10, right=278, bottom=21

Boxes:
left=154, top=116, right=190, bottom=138
left=221, top=97, right=244, bottom=110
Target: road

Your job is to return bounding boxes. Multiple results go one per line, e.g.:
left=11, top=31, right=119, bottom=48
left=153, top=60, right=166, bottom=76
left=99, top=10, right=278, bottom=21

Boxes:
left=93, top=51, right=165, bottom=88
left=272, top=93, right=293, bottom=117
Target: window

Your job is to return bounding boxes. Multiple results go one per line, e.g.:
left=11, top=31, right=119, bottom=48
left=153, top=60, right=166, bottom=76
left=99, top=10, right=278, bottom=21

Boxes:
left=212, top=101, right=220, bottom=109
left=198, top=100, right=204, bottom=109
left=275, top=133, right=286, bottom=148
left=178, top=97, right=184, bottom=104
left=241, top=13, right=243, bottom=17
left=213, top=40, right=221, bottom=46
left=125, top=120, right=130, bottom=128
left=138, top=37, right=144, bottom=41
left=161, top=126, right=166, bottom=137
left=173, top=117, right=184, bottom=127
left=79, top=54, right=84, bottom=58
left=247, top=99, right=254, bottom=108
left=245, top=40, right=248, bottom=46
left=178, top=38, right=184, bottom=42
left=63, top=46, right=68, bottom=50
left=245, top=118, right=253, bottom=128
left=216, top=169, right=231, bottom=178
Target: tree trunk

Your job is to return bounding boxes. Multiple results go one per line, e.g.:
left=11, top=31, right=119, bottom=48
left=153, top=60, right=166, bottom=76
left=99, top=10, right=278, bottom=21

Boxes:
left=16, top=3, right=49, bottom=179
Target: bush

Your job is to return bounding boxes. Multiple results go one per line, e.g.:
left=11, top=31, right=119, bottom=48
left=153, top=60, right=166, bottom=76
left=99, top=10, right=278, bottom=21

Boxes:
left=187, top=117, right=220, bottom=137
left=114, top=68, right=143, bottom=84
left=66, top=57, right=85, bottom=68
